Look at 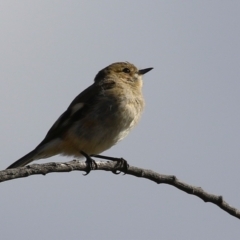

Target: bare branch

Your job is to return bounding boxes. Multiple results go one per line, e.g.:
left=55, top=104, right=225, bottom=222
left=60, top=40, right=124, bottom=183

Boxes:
left=1, top=160, right=240, bottom=219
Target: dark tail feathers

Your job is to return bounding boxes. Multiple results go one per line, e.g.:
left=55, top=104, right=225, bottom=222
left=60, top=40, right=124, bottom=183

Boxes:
left=6, top=149, right=39, bottom=169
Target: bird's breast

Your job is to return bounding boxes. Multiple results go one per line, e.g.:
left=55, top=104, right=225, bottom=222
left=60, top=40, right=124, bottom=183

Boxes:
left=65, top=93, right=144, bottom=155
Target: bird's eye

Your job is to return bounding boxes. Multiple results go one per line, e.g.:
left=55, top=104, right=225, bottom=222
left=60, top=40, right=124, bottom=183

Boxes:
left=122, top=68, right=130, bottom=73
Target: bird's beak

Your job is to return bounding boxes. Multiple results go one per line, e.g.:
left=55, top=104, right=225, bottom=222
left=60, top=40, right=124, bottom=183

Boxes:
left=138, top=68, right=153, bottom=75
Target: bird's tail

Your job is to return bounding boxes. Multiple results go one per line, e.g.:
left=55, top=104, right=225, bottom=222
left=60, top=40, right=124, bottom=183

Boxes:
left=6, top=149, right=40, bottom=169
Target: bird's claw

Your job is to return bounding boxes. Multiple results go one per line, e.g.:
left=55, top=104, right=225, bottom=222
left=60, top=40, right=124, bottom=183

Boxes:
left=89, top=154, right=129, bottom=175
left=81, top=151, right=97, bottom=176
left=112, top=158, right=129, bottom=175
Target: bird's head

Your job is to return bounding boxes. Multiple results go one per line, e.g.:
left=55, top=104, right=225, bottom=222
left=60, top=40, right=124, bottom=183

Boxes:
left=94, top=62, right=153, bottom=89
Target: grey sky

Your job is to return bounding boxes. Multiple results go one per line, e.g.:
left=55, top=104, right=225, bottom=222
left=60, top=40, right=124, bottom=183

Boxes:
left=1, top=1, right=240, bottom=239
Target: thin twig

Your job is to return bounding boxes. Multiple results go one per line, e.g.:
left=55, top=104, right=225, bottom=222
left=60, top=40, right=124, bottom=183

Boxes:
left=1, top=160, right=239, bottom=220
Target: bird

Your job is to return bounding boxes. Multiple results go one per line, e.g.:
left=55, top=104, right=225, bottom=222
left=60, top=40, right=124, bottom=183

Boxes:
left=6, top=62, right=153, bottom=171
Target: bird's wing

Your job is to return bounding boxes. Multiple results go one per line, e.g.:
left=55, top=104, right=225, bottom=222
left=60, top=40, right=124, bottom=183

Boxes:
left=37, top=80, right=116, bottom=147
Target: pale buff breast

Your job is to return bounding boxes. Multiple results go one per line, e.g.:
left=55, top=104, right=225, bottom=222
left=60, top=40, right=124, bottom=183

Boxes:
left=59, top=95, right=144, bottom=157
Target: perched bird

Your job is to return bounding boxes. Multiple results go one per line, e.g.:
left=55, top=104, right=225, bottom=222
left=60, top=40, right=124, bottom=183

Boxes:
left=7, top=62, right=153, bottom=171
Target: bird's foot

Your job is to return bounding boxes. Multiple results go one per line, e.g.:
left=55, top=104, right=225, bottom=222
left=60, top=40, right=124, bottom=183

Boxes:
left=81, top=151, right=97, bottom=176
left=92, top=154, right=129, bottom=174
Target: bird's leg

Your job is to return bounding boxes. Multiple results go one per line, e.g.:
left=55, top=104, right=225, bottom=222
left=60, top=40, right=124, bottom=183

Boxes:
left=91, top=154, right=129, bottom=174
left=81, top=151, right=97, bottom=175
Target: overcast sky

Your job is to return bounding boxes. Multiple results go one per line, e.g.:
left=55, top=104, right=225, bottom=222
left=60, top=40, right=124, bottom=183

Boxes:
left=1, top=1, right=240, bottom=239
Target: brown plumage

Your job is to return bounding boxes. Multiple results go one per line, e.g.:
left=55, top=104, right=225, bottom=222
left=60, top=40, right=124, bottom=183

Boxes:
left=7, top=62, right=153, bottom=169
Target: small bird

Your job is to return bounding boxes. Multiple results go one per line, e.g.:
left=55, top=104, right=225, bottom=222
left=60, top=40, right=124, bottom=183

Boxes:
left=7, top=62, right=153, bottom=170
